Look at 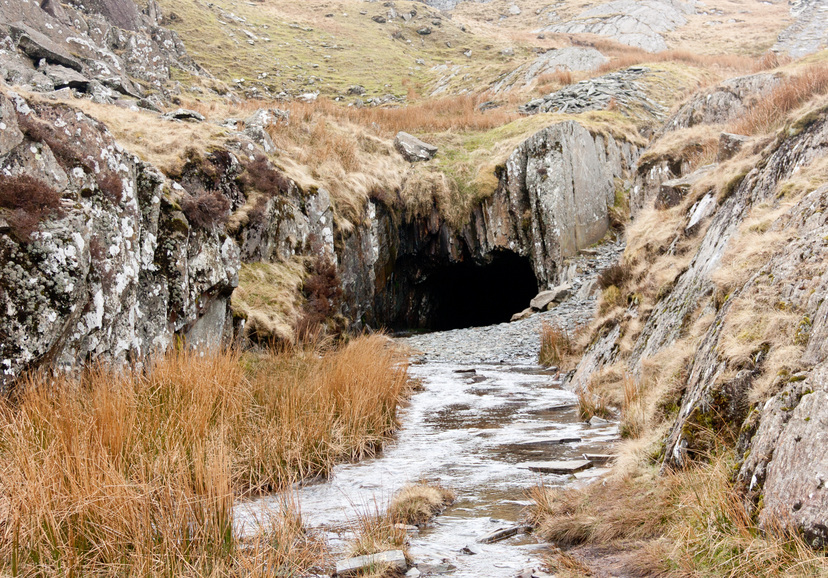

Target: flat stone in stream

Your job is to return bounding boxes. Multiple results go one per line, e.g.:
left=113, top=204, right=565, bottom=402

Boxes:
left=526, top=460, right=593, bottom=474
left=518, top=436, right=581, bottom=446
left=477, top=525, right=528, bottom=543
left=336, top=550, right=407, bottom=576
left=583, top=453, right=614, bottom=464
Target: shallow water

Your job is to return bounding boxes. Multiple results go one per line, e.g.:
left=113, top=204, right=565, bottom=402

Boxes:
left=235, top=352, right=618, bottom=576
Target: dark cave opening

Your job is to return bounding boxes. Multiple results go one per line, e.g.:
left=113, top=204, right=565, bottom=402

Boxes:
left=427, top=250, right=539, bottom=331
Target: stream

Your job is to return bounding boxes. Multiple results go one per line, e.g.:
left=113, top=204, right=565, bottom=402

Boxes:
left=235, top=242, right=624, bottom=577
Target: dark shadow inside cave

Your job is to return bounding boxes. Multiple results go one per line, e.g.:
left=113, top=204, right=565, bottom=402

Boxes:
left=428, top=250, right=538, bottom=331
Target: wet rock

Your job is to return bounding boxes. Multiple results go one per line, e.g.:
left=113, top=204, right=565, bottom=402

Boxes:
left=589, top=416, right=611, bottom=426
left=406, top=568, right=422, bottom=578
left=395, top=131, right=438, bottom=162
left=459, top=544, right=481, bottom=555
left=336, top=550, right=407, bottom=576
left=530, top=284, right=572, bottom=310
left=163, top=108, right=206, bottom=122
left=527, top=460, right=593, bottom=474
left=717, top=132, right=750, bottom=162
left=477, top=526, right=526, bottom=543
left=417, top=560, right=457, bottom=574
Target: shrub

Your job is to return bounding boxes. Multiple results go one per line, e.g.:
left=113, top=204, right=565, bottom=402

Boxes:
left=296, top=256, right=343, bottom=341
left=0, top=174, right=63, bottom=241
left=729, top=64, right=828, bottom=136
left=239, top=155, right=291, bottom=196
left=597, top=262, right=630, bottom=290
left=97, top=171, right=124, bottom=204
left=181, top=186, right=231, bottom=230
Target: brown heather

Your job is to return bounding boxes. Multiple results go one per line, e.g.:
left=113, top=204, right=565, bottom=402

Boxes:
left=0, top=336, right=409, bottom=575
left=730, top=64, right=828, bottom=136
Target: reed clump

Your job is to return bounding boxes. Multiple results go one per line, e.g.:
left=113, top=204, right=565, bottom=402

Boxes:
left=0, top=335, right=409, bottom=575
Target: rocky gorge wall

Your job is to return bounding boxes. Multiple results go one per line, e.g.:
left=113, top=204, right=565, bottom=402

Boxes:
left=0, top=83, right=641, bottom=384
left=567, top=68, right=828, bottom=545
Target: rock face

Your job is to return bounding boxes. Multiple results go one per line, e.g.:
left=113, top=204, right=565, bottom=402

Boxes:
left=491, top=47, right=608, bottom=93
left=0, top=83, right=640, bottom=381
left=568, top=88, right=828, bottom=544
left=0, top=0, right=203, bottom=103
left=773, top=0, right=828, bottom=58
left=0, top=90, right=238, bottom=386
left=540, top=0, right=694, bottom=52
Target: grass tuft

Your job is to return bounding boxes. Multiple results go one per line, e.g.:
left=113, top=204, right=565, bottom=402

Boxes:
left=387, top=482, right=455, bottom=527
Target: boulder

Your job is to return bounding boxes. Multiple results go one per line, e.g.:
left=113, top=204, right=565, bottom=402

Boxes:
left=654, top=164, right=715, bottom=210
left=510, top=307, right=534, bottom=322
left=41, top=64, right=91, bottom=91
left=394, top=132, right=438, bottom=162
left=530, top=284, right=572, bottom=310
left=162, top=108, right=206, bottom=122
left=347, top=85, right=366, bottom=95
left=685, top=191, right=715, bottom=235
left=717, top=132, right=749, bottom=162
left=372, top=15, right=387, bottom=23
left=335, top=550, right=407, bottom=577
left=417, top=27, right=433, bottom=35
left=10, top=24, right=84, bottom=72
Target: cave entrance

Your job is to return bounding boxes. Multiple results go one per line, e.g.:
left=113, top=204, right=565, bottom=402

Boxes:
left=428, top=250, right=538, bottom=331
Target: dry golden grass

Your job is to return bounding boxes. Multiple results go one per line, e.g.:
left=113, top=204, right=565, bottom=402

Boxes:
left=529, top=450, right=828, bottom=577
left=539, top=323, right=573, bottom=368
left=0, top=336, right=409, bottom=575
left=348, top=503, right=409, bottom=559
left=729, top=64, right=828, bottom=136
left=387, top=482, right=456, bottom=527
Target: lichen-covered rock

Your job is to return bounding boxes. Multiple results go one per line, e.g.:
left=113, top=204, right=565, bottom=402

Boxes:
left=0, top=89, right=238, bottom=387
left=0, top=0, right=205, bottom=102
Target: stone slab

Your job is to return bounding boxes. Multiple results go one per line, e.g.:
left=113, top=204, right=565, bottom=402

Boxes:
left=336, top=550, right=407, bottom=576
left=526, top=460, right=593, bottom=474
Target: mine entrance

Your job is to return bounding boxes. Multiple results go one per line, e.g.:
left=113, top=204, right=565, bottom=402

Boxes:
left=428, top=250, right=538, bottom=331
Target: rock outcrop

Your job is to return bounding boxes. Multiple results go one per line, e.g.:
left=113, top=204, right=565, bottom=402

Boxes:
left=521, top=66, right=667, bottom=121
left=0, top=0, right=205, bottom=104
left=491, top=47, right=608, bottom=94
left=773, top=0, right=828, bottom=58
left=539, top=0, right=694, bottom=52
left=0, top=89, right=238, bottom=386
left=567, top=87, right=828, bottom=544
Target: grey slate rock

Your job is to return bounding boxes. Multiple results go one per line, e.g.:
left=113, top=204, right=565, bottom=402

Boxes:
left=336, top=550, right=407, bottom=576
left=395, top=131, right=438, bottom=162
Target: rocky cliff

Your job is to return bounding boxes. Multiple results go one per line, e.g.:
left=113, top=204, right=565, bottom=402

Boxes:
left=566, top=65, right=828, bottom=544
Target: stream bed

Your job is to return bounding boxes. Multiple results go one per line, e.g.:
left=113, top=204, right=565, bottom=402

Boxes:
left=235, top=312, right=620, bottom=577
left=235, top=241, right=624, bottom=576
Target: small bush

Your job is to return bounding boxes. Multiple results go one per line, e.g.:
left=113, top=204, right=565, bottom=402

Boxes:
left=296, top=256, right=344, bottom=341
left=539, top=323, right=572, bottom=367
left=597, top=262, right=630, bottom=290
left=97, top=171, right=124, bottom=204
left=239, top=155, right=292, bottom=196
left=0, top=174, right=63, bottom=241
left=181, top=187, right=230, bottom=230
